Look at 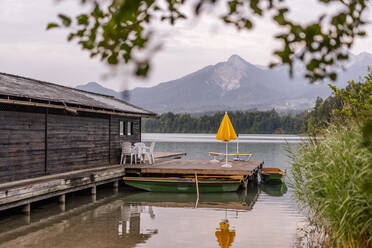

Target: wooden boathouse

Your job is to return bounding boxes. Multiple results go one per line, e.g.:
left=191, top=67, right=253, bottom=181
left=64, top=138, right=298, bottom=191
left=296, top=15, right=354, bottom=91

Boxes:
left=0, top=72, right=264, bottom=214
left=0, top=72, right=156, bottom=183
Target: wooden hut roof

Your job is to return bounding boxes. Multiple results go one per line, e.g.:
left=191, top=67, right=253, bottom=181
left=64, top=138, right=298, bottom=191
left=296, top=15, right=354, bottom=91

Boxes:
left=0, top=72, right=156, bottom=117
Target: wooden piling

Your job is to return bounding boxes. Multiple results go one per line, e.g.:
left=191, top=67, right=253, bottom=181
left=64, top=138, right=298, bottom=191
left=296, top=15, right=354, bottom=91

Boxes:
left=22, top=203, right=30, bottom=214
left=23, top=213, right=31, bottom=224
left=58, top=194, right=66, bottom=211
left=91, top=185, right=96, bottom=195
left=59, top=203, right=66, bottom=212
left=113, top=180, right=119, bottom=193
left=243, top=178, right=248, bottom=189
left=58, top=194, right=66, bottom=204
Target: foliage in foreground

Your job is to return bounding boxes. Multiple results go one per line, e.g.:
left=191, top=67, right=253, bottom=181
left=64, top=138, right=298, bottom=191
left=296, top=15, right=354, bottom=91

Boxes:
left=47, top=0, right=370, bottom=82
left=290, top=124, right=372, bottom=247
left=290, top=72, right=372, bottom=247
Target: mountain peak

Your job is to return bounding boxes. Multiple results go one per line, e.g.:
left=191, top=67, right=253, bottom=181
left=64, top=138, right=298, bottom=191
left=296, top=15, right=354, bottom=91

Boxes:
left=227, top=54, right=245, bottom=64
left=226, top=55, right=256, bottom=71
left=357, top=51, right=372, bottom=60
left=76, top=81, right=120, bottom=98
left=85, top=82, right=102, bottom=87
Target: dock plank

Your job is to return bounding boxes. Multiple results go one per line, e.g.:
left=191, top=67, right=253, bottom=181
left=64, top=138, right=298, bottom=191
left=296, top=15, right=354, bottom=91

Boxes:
left=153, top=152, right=186, bottom=159
left=123, top=159, right=263, bottom=176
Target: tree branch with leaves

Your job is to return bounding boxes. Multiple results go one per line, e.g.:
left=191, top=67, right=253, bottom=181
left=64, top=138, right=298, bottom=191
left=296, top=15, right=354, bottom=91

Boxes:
left=48, top=0, right=371, bottom=82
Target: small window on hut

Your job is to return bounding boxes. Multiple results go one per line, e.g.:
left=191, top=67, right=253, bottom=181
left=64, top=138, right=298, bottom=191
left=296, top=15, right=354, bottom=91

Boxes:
left=119, top=121, right=124, bottom=136
left=127, top=122, right=133, bottom=136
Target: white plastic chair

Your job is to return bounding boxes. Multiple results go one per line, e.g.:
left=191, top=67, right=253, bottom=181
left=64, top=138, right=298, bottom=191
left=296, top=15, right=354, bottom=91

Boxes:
left=134, top=142, right=146, bottom=164
left=145, top=142, right=156, bottom=165
left=120, top=142, right=136, bottom=165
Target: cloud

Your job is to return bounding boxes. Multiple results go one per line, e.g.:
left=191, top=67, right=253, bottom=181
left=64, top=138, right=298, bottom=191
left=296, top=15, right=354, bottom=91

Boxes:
left=0, top=0, right=370, bottom=91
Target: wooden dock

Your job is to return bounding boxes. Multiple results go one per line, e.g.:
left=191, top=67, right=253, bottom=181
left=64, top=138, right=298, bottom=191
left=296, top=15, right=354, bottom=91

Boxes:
left=0, top=152, right=263, bottom=213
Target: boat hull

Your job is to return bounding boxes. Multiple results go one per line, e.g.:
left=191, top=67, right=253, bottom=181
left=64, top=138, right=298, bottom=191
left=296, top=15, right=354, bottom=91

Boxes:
left=260, top=173, right=284, bottom=184
left=124, top=177, right=241, bottom=193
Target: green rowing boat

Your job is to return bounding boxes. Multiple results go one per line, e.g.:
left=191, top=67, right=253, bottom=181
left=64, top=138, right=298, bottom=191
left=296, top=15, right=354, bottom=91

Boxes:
left=123, top=176, right=242, bottom=193
left=259, top=168, right=286, bottom=184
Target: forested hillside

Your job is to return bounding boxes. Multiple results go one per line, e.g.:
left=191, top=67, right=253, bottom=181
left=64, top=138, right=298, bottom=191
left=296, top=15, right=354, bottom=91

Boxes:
left=142, top=110, right=304, bottom=134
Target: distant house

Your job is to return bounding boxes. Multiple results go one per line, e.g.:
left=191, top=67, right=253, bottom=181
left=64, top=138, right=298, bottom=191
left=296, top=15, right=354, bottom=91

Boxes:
left=0, top=72, right=156, bottom=183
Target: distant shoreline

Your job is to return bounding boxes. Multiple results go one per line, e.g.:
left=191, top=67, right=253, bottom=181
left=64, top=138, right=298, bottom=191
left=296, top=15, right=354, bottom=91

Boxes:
left=142, top=133, right=309, bottom=143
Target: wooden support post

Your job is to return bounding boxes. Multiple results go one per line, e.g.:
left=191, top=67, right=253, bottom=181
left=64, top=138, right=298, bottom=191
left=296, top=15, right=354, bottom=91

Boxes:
left=113, top=180, right=119, bottom=188
left=58, top=194, right=66, bottom=204
left=59, top=202, right=66, bottom=212
left=253, top=170, right=259, bottom=184
left=22, top=203, right=30, bottom=215
left=113, top=180, right=119, bottom=193
left=194, top=172, right=199, bottom=208
left=243, top=178, right=248, bottom=189
left=23, top=213, right=31, bottom=224
left=91, top=185, right=97, bottom=202
left=91, top=185, right=97, bottom=195
left=59, top=194, right=66, bottom=212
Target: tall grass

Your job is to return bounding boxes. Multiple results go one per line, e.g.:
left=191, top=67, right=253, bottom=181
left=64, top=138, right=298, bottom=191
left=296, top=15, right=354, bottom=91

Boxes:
left=290, top=124, right=372, bottom=247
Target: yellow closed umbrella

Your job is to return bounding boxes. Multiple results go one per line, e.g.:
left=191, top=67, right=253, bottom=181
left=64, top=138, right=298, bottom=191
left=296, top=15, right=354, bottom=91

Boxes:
left=216, top=112, right=237, bottom=167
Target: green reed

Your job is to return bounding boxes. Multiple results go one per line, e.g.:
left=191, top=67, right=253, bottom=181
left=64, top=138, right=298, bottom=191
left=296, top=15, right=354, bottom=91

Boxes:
left=289, top=124, right=372, bottom=247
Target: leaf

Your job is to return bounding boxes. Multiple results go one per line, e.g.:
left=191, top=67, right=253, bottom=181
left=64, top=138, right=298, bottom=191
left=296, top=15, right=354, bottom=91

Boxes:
left=58, top=14, right=72, bottom=27
left=108, top=53, right=118, bottom=64
left=329, top=72, right=337, bottom=81
left=67, top=33, right=75, bottom=41
left=46, top=23, right=60, bottom=30
left=77, top=14, right=89, bottom=25
left=244, top=19, right=253, bottom=29
left=136, top=63, right=150, bottom=77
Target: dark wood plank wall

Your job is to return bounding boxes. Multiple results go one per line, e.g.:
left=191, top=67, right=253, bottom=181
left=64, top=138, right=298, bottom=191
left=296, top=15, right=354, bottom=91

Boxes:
left=47, top=114, right=110, bottom=174
left=110, top=116, right=141, bottom=164
left=0, top=106, right=142, bottom=183
left=0, top=111, right=45, bottom=182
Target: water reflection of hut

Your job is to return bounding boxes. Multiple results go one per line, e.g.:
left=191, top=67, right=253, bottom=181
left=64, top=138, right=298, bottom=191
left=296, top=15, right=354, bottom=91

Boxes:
left=0, top=197, right=157, bottom=248
left=118, top=205, right=155, bottom=237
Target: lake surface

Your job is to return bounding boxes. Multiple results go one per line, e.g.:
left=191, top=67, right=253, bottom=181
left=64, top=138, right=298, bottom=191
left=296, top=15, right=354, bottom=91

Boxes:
left=0, top=133, right=307, bottom=248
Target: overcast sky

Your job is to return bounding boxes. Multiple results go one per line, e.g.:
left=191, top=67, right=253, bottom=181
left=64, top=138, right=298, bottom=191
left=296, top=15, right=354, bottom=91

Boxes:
left=0, top=0, right=371, bottom=91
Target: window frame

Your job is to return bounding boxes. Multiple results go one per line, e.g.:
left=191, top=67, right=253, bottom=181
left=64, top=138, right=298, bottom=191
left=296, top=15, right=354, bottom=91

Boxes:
left=127, top=121, right=132, bottom=136
left=119, top=121, right=124, bottom=136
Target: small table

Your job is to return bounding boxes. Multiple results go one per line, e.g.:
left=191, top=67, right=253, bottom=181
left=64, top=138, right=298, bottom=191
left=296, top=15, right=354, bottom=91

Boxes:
left=209, top=152, right=252, bottom=162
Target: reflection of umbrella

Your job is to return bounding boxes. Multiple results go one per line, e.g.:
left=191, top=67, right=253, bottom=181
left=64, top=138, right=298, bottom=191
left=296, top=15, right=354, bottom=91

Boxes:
left=216, top=112, right=237, bottom=167
left=215, top=220, right=236, bottom=248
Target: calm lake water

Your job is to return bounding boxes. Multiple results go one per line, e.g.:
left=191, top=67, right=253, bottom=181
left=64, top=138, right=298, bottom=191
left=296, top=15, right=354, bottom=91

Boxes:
left=0, top=133, right=307, bottom=248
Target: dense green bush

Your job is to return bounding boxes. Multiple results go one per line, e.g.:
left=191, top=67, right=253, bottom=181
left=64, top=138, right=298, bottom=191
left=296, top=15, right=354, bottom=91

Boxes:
left=290, top=72, right=372, bottom=247
left=291, top=124, right=371, bottom=247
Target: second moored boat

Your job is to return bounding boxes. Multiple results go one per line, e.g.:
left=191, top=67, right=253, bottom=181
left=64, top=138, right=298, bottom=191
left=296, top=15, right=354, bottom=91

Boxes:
left=259, top=168, right=286, bottom=184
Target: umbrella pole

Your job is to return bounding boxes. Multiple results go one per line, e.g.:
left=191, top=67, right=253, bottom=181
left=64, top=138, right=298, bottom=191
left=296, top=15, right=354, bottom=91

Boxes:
left=221, top=142, right=232, bottom=167
left=226, top=142, right=228, bottom=165
left=221, top=142, right=231, bottom=168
